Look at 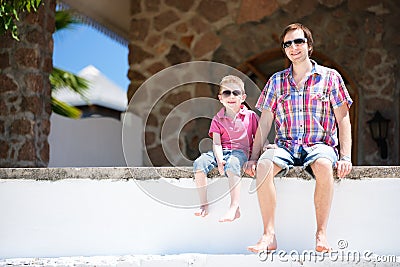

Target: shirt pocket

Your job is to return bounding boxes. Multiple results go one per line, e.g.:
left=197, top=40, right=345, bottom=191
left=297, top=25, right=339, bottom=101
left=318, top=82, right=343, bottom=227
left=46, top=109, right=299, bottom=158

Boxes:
left=310, top=92, right=331, bottom=127
left=311, top=92, right=330, bottom=108
left=276, top=93, right=291, bottom=111
left=276, top=94, right=292, bottom=127
left=311, top=92, right=329, bottom=101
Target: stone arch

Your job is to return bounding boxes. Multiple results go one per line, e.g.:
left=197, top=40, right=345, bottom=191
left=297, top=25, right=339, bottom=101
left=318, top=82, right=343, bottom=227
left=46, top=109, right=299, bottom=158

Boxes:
left=237, top=48, right=359, bottom=163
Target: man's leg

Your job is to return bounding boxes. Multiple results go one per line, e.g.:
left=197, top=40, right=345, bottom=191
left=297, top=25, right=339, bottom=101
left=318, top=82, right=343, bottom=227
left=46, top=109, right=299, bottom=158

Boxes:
left=310, top=158, right=334, bottom=252
left=247, top=158, right=281, bottom=252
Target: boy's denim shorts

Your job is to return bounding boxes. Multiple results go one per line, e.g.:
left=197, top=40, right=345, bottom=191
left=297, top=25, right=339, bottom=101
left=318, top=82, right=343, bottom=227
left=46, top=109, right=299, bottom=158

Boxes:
left=193, top=149, right=248, bottom=177
left=258, top=143, right=338, bottom=178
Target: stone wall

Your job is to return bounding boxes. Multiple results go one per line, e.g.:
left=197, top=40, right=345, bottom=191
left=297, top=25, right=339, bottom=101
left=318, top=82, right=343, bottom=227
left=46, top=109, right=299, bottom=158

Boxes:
left=127, top=0, right=399, bottom=166
left=0, top=1, right=55, bottom=167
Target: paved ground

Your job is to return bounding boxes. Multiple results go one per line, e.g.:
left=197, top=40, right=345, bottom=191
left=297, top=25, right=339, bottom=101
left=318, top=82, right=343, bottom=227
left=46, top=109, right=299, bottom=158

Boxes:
left=1, top=254, right=399, bottom=267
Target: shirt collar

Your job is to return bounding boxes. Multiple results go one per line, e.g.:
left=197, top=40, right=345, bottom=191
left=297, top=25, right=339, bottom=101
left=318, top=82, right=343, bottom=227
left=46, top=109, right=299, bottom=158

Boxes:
left=216, top=105, right=248, bottom=119
left=284, top=59, right=322, bottom=79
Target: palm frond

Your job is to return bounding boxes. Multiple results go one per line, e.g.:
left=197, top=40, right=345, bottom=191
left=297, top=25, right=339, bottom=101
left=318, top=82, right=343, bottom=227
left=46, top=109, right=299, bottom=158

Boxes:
left=55, top=10, right=79, bottom=32
left=50, top=67, right=90, bottom=100
left=51, top=97, right=82, bottom=119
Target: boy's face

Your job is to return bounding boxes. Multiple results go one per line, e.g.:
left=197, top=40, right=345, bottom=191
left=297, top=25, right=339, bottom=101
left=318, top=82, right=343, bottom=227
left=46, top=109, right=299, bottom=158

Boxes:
left=218, top=82, right=246, bottom=111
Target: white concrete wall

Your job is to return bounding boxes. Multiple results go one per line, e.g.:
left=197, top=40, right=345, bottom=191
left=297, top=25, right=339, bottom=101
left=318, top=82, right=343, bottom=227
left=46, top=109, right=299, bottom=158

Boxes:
left=48, top=113, right=142, bottom=167
left=0, top=177, right=399, bottom=259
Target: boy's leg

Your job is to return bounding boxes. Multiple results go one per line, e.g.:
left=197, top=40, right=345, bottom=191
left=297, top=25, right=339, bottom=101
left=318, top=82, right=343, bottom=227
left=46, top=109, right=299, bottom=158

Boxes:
left=218, top=150, right=247, bottom=222
left=194, top=170, right=209, bottom=217
left=193, top=151, right=217, bottom=217
left=219, top=170, right=241, bottom=222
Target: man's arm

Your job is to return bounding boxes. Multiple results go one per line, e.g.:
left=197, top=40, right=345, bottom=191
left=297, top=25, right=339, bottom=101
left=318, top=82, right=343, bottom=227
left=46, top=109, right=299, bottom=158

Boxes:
left=244, top=109, right=274, bottom=176
left=251, top=109, right=274, bottom=160
left=334, top=104, right=352, bottom=178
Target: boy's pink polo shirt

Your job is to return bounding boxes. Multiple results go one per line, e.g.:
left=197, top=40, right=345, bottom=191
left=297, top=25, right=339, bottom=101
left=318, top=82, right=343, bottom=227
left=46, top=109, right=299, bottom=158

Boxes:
left=208, top=105, right=259, bottom=158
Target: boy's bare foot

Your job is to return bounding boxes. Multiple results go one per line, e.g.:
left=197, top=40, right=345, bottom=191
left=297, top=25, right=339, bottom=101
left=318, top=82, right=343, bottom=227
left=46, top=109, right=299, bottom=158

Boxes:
left=247, top=234, right=277, bottom=253
left=194, top=205, right=208, bottom=217
left=218, top=206, right=240, bottom=222
left=315, top=233, right=331, bottom=252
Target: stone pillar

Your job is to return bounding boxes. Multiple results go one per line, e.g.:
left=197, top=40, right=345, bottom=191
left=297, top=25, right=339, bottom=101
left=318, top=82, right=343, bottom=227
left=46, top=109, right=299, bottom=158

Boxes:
left=0, top=0, right=55, bottom=167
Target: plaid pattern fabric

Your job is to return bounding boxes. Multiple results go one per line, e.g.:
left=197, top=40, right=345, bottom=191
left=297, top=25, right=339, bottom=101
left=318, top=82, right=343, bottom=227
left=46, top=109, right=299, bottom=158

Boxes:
left=256, top=60, right=353, bottom=158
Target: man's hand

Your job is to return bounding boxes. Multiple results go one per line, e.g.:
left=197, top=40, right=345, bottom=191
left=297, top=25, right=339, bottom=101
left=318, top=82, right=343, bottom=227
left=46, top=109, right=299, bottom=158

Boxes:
left=243, top=160, right=257, bottom=177
left=336, top=160, right=352, bottom=178
left=217, top=160, right=226, bottom=175
left=263, top=143, right=278, bottom=151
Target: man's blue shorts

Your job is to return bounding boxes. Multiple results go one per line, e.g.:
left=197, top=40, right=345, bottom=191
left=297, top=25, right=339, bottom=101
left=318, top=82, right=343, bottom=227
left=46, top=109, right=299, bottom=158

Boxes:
left=258, top=143, right=338, bottom=178
left=193, top=150, right=248, bottom=177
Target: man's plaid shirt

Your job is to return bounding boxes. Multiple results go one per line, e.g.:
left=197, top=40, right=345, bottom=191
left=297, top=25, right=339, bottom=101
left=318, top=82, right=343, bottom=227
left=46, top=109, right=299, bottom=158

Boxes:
left=256, top=60, right=353, bottom=158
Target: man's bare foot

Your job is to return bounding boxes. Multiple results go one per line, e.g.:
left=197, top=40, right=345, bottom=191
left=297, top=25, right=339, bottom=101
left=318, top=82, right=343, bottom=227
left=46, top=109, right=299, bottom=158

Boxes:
left=247, top=234, right=277, bottom=253
left=218, top=206, right=240, bottom=222
left=315, top=233, right=331, bottom=252
left=194, top=205, right=208, bottom=217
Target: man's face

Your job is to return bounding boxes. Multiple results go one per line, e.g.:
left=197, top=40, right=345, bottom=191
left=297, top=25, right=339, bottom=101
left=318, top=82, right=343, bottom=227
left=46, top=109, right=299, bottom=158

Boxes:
left=283, top=29, right=310, bottom=64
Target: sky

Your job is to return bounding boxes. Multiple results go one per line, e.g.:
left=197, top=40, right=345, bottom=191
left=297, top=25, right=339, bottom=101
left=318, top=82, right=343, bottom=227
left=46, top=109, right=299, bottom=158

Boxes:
left=53, top=24, right=130, bottom=92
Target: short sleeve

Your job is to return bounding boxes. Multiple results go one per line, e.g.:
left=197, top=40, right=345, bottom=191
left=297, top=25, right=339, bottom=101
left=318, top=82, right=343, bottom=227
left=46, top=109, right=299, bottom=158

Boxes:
left=330, top=70, right=353, bottom=109
left=208, top=117, right=221, bottom=138
left=255, top=75, right=278, bottom=112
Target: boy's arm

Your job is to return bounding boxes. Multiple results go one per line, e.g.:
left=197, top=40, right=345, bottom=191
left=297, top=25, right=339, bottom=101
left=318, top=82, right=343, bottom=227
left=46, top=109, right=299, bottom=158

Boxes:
left=212, top=132, right=225, bottom=175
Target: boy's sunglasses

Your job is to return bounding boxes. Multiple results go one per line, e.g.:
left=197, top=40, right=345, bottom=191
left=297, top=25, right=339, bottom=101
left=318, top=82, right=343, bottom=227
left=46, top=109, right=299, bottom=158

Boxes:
left=282, top=38, right=307, bottom=49
left=221, top=89, right=242, bottom=97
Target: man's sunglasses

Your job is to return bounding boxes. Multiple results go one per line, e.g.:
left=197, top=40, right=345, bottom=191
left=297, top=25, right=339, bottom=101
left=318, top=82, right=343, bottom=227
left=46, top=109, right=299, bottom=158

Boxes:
left=282, top=37, right=307, bottom=49
left=221, top=89, right=242, bottom=97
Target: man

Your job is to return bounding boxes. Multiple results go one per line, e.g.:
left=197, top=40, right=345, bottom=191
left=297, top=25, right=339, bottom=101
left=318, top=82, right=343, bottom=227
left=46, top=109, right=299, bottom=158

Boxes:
left=244, top=23, right=353, bottom=253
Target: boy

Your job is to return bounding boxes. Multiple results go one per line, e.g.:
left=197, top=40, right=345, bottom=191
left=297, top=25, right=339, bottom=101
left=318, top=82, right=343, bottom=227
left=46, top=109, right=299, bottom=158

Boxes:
left=193, top=75, right=259, bottom=222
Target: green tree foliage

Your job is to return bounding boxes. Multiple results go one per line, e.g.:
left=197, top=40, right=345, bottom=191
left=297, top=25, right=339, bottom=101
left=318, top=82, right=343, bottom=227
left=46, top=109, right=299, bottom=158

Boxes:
left=0, top=0, right=42, bottom=40
left=55, top=6, right=78, bottom=31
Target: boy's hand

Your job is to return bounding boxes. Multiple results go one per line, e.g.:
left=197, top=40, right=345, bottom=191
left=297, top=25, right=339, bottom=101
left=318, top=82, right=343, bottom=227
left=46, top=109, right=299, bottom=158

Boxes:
left=243, top=160, right=257, bottom=177
left=217, top=160, right=226, bottom=175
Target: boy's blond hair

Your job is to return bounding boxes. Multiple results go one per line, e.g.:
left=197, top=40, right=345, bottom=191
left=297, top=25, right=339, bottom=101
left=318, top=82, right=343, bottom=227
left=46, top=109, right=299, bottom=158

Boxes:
left=219, top=75, right=245, bottom=93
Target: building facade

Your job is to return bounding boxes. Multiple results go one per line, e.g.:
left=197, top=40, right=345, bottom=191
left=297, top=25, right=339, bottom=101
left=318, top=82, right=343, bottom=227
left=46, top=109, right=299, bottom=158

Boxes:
left=126, top=0, right=399, bottom=166
left=1, top=0, right=399, bottom=167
